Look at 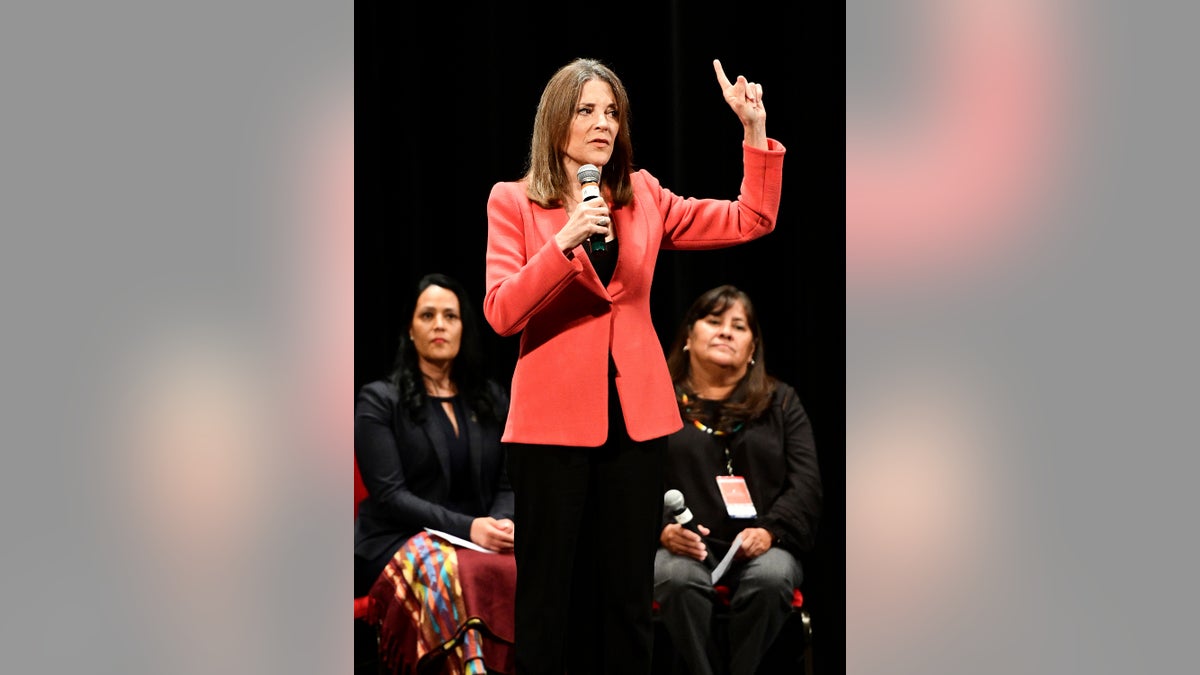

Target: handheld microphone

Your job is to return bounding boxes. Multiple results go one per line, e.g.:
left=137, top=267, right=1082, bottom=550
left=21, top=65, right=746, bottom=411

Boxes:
left=576, top=163, right=607, bottom=253
left=663, top=489, right=716, bottom=569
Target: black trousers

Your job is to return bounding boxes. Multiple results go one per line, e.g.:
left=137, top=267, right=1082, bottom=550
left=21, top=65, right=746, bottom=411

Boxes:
left=507, top=374, right=666, bottom=674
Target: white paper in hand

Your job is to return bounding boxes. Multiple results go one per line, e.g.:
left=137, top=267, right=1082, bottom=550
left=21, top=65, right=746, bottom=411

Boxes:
left=711, top=532, right=744, bottom=585
left=424, top=527, right=494, bottom=554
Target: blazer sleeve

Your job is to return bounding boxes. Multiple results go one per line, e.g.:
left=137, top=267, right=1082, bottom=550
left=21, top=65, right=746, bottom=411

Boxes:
left=483, top=181, right=585, bottom=336
left=355, top=382, right=475, bottom=539
left=485, top=380, right=515, bottom=520
left=759, top=382, right=823, bottom=556
left=657, top=139, right=787, bottom=250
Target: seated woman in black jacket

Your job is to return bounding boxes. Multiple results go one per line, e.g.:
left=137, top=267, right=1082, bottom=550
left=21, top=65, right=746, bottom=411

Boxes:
left=654, top=284, right=823, bottom=675
left=354, top=272, right=514, bottom=596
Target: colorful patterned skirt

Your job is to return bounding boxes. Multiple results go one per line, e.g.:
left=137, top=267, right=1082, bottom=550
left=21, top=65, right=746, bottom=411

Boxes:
left=366, top=532, right=516, bottom=674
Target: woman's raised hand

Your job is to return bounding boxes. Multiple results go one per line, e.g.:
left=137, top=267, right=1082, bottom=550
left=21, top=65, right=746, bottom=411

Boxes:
left=713, top=58, right=767, bottom=148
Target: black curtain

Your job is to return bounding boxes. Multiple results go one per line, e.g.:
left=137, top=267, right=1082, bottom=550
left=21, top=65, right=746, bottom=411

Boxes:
left=358, top=3, right=845, bottom=673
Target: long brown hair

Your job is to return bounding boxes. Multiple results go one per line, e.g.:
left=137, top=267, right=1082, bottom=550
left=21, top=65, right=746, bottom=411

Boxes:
left=522, top=58, right=634, bottom=209
left=666, top=285, right=776, bottom=427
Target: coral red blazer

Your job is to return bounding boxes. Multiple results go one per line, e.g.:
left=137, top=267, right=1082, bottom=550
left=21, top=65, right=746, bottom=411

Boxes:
left=484, top=140, right=786, bottom=446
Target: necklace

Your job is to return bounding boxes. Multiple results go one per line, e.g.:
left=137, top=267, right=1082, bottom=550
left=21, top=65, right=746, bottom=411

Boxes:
left=680, top=392, right=743, bottom=475
left=680, top=393, right=744, bottom=436
left=688, top=418, right=743, bottom=436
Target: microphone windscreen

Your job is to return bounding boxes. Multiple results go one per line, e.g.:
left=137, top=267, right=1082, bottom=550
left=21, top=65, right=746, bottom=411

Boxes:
left=576, top=164, right=601, bottom=185
left=663, top=489, right=685, bottom=511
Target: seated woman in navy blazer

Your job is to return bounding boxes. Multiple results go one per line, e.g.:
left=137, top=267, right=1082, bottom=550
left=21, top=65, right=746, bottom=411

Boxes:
left=354, top=272, right=514, bottom=597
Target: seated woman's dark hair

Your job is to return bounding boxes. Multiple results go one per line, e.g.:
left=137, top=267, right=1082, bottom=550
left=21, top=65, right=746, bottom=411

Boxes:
left=665, top=284, right=776, bottom=427
left=390, top=273, right=503, bottom=425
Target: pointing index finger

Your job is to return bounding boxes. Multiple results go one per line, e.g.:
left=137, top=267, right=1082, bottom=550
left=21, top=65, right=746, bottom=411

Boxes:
left=713, top=58, right=732, bottom=89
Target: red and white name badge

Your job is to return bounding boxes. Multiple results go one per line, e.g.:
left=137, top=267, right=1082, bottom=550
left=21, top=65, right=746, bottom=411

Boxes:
left=716, top=475, right=757, bottom=519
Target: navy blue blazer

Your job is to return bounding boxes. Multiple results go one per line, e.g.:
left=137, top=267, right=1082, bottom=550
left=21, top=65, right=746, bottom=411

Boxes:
left=354, top=378, right=514, bottom=563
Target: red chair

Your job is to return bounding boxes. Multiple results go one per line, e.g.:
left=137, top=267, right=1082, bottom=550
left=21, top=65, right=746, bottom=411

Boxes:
left=652, top=583, right=812, bottom=675
left=354, top=457, right=382, bottom=674
left=354, top=457, right=372, bottom=620
left=716, top=584, right=812, bottom=675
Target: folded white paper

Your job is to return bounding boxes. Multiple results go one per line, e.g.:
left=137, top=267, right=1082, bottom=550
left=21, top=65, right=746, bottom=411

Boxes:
left=711, top=532, right=744, bottom=585
left=424, top=527, right=494, bottom=553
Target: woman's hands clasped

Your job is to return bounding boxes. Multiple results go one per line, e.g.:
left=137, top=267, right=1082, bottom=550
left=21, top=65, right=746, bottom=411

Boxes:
left=470, top=516, right=515, bottom=553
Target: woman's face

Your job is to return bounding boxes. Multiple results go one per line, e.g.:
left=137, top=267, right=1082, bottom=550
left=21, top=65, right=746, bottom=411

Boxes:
left=409, top=285, right=462, bottom=367
left=685, top=299, right=755, bottom=373
left=562, top=79, right=618, bottom=178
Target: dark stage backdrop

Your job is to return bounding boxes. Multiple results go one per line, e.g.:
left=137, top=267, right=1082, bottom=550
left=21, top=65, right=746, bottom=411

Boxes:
left=357, top=4, right=845, bottom=673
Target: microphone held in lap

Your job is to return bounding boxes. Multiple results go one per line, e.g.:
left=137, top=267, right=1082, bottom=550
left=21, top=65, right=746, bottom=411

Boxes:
left=664, top=489, right=717, bottom=570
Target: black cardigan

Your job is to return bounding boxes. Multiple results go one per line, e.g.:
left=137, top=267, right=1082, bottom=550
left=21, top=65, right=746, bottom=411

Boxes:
left=660, top=381, right=822, bottom=559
